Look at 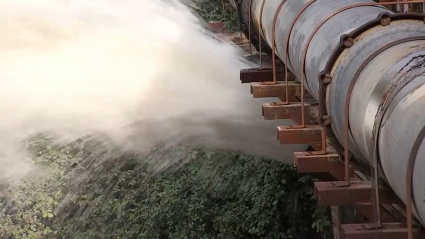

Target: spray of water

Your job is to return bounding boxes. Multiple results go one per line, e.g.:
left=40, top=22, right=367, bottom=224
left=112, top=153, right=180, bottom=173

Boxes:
left=0, top=0, right=300, bottom=181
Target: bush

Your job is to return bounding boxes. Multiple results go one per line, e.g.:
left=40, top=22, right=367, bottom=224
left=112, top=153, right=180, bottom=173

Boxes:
left=191, top=0, right=239, bottom=32
left=0, top=137, right=330, bottom=239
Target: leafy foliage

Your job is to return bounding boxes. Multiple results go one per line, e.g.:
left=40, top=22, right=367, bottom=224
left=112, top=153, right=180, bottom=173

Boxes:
left=191, top=0, right=239, bottom=32
left=0, top=137, right=330, bottom=239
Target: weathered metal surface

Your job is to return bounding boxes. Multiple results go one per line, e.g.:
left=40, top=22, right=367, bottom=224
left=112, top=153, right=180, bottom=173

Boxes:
left=318, top=13, right=425, bottom=158
left=282, top=0, right=317, bottom=76
left=369, top=50, right=425, bottom=230
left=336, top=38, right=425, bottom=219
left=262, top=102, right=316, bottom=120
left=271, top=0, right=390, bottom=98
left=341, top=223, right=425, bottom=239
left=379, top=81, right=425, bottom=225
left=277, top=125, right=322, bottom=144
left=314, top=181, right=401, bottom=206
left=330, top=21, right=425, bottom=164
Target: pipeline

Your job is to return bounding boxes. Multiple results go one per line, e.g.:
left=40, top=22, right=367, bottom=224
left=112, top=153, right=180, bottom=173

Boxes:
left=234, top=0, right=425, bottom=228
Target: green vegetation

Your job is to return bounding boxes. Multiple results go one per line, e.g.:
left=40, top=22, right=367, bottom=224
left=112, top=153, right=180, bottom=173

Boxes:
left=0, top=137, right=330, bottom=239
left=191, top=0, right=239, bottom=32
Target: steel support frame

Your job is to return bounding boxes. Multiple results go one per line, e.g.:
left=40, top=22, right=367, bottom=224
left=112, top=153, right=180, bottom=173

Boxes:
left=237, top=6, right=425, bottom=233
left=240, top=61, right=418, bottom=236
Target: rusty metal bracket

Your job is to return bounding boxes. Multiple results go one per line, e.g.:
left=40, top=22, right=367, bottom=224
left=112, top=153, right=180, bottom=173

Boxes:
left=294, top=152, right=348, bottom=179
left=262, top=101, right=316, bottom=121
left=251, top=81, right=299, bottom=100
left=240, top=68, right=284, bottom=83
left=277, top=125, right=322, bottom=145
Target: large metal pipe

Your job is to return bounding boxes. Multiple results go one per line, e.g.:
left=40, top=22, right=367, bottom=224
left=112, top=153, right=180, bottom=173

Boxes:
left=237, top=0, right=425, bottom=226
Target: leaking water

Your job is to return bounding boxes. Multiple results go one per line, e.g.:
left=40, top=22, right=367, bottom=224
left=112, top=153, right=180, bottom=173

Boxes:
left=0, top=0, right=301, bottom=182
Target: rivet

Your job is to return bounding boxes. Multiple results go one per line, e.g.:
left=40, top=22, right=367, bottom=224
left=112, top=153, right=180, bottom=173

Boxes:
left=343, top=37, right=354, bottom=48
left=322, top=73, right=332, bottom=84
left=380, top=16, right=391, bottom=26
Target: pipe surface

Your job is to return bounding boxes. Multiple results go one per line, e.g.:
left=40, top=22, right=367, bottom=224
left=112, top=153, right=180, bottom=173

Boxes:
left=236, top=0, right=425, bottom=226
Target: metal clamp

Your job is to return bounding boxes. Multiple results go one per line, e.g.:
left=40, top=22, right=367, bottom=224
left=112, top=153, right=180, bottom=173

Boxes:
left=258, top=0, right=267, bottom=68
left=248, top=0, right=253, bottom=55
left=407, top=126, right=425, bottom=239
left=268, top=0, right=287, bottom=85
left=276, top=0, right=317, bottom=117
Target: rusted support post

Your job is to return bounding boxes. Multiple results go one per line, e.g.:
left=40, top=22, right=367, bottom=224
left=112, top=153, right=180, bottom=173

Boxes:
left=331, top=206, right=341, bottom=239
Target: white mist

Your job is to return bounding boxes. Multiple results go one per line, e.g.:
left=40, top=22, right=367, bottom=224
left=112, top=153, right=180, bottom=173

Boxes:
left=0, top=0, right=299, bottom=181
